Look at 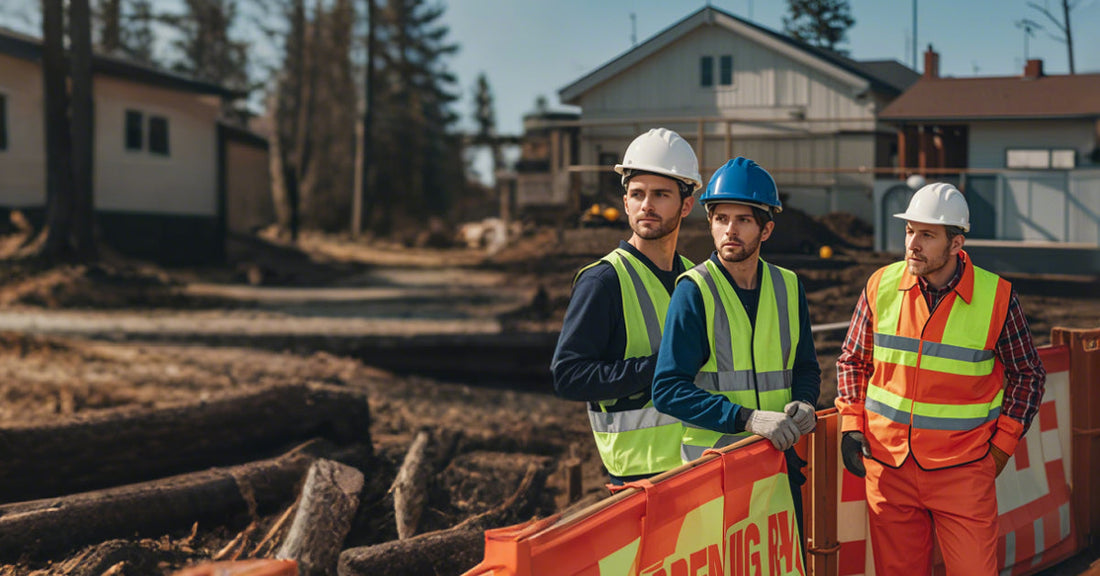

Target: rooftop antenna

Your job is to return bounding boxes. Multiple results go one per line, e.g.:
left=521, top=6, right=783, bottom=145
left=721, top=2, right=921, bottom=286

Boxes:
left=630, top=13, right=636, bottom=46
left=1015, top=18, right=1043, bottom=62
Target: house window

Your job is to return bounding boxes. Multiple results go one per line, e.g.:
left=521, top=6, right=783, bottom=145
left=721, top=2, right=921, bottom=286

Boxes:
left=148, top=115, right=170, bottom=156
left=1006, top=148, right=1075, bottom=169
left=125, top=109, right=143, bottom=151
left=719, top=55, right=733, bottom=85
left=700, top=56, right=714, bottom=87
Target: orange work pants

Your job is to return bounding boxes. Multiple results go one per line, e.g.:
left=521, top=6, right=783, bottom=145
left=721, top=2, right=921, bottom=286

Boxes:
left=865, top=454, right=998, bottom=575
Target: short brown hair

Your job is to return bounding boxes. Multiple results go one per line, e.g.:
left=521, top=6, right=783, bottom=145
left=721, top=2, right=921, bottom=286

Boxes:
left=706, top=202, right=773, bottom=229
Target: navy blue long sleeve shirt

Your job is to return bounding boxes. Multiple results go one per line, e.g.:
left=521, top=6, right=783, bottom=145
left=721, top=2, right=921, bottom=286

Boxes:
left=551, top=241, right=688, bottom=403
left=652, top=253, right=821, bottom=434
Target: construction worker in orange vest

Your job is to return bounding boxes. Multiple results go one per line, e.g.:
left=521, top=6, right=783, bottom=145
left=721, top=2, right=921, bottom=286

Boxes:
left=835, top=182, right=1047, bottom=575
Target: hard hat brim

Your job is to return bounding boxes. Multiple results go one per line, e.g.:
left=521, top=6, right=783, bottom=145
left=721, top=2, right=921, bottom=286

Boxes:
left=704, top=198, right=783, bottom=214
left=615, top=164, right=702, bottom=192
left=892, top=212, right=970, bottom=233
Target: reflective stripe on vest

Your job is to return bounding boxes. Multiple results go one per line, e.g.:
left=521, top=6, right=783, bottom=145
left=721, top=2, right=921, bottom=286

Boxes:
left=866, top=256, right=1011, bottom=469
left=679, top=259, right=799, bottom=463
left=574, top=249, right=692, bottom=477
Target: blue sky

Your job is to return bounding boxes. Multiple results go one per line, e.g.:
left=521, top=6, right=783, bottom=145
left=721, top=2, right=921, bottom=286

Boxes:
left=444, top=0, right=1100, bottom=135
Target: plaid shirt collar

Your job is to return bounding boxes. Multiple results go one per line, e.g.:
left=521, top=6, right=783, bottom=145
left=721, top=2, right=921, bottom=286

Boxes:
left=915, top=253, right=967, bottom=310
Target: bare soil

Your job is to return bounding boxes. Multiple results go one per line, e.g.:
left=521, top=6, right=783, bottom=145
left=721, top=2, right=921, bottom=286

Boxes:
left=0, top=215, right=1097, bottom=575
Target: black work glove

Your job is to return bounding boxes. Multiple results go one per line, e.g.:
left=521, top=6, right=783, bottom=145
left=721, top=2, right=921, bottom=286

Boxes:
left=841, top=431, right=870, bottom=478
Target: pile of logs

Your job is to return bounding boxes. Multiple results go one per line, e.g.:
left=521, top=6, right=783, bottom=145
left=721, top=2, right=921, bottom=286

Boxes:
left=0, top=383, right=555, bottom=576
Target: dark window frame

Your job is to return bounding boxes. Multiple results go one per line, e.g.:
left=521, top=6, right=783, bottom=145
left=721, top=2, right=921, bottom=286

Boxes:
left=719, top=55, right=733, bottom=85
left=148, top=115, right=170, bottom=156
left=125, top=109, right=144, bottom=151
left=700, top=56, right=714, bottom=87
left=0, top=93, right=9, bottom=151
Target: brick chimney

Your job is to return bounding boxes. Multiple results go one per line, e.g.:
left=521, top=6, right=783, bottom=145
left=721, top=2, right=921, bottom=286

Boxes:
left=1024, top=59, right=1044, bottom=79
left=923, top=45, right=939, bottom=79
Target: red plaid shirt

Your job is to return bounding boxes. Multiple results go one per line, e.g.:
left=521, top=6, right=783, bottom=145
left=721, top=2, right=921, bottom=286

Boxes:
left=836, top=255, right=1046, bottom=434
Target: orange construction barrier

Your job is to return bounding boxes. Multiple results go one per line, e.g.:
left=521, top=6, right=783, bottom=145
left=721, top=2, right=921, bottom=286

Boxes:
left=464, top=336, right=1095, bottom=575
left=465, top=438, right=804, bottom=575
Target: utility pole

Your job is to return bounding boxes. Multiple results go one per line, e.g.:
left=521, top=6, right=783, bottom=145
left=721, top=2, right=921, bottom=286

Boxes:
left=912, top=0, right=918, bottom=70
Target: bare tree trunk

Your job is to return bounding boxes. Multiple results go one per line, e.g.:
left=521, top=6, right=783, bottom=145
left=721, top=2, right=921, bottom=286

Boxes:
left=352, top=0, right=376, bottom=237
left=41, top=0, right=74, bottom=261
left=70, top=0, right=97, bottom=261
left=276, top=459, right=364, bottom=576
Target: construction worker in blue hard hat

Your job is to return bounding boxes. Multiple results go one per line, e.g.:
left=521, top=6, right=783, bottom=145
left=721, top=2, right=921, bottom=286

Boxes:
left=551, top=128, right=702, bottom=486
left=653, top=157, right=821, bottom=539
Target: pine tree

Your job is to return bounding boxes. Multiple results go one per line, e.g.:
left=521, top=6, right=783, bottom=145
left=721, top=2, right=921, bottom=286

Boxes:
left=473, top=72, right=502, bottom=176
left=168, top=0, right=249, bottom=90
left=371, top=0, right=460, bottom=232
left=782, top=0, right=855, bottom=55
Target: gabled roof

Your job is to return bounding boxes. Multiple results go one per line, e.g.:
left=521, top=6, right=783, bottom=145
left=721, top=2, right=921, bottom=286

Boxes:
left=879, top=73, right=1100, bottom=121
left=0, top=26, right=242, bottom=99
left=559, top=6, right=917, bottom=104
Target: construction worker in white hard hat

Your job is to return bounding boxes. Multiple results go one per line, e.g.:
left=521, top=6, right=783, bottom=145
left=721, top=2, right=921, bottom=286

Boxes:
left=835, top=182, right=1046, bottom=574
left=652, top=156, right=821, bottom=541
left=551, top=128, right=701, bottom=485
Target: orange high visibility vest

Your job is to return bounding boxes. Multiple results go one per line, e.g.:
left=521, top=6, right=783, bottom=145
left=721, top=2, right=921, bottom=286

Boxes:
left=865, top=251, right=1013, bottom=470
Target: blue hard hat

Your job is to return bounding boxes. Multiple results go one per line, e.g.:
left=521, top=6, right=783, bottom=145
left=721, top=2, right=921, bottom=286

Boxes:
left=699, top=157, right=783, bottom=213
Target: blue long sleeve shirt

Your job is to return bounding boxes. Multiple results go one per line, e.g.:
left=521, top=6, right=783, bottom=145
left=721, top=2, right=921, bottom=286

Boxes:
left=652, top=253, right=821, bottom=434
left=551, top=241, right=687, bottom=403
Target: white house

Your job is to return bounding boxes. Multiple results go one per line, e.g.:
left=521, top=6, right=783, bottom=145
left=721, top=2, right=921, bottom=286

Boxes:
left=537, top=5, right=917, bottom=221
left=0, top=27, right=271, bottom=264
left=873, top=49, right=1100, bottom=272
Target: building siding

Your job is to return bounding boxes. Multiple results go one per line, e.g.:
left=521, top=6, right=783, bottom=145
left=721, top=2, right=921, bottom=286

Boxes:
left=968, top=120, right=1095, bottom=168
left=94, top=77, right=220, bottom=215
left=0, top=54, right=46, bottom=207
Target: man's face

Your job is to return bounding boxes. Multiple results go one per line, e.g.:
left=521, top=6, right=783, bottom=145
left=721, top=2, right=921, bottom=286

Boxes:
left=709, top=203, right=772, bottom=264
left=623, top=174, right=694, bottom=240
left=903, top=221, right=962, bottom=278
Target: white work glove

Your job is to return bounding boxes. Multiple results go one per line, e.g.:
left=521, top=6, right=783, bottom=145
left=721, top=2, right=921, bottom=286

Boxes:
left=745, top=410, right=801, bottom=451
left=784, top=401, right=817, bottom=435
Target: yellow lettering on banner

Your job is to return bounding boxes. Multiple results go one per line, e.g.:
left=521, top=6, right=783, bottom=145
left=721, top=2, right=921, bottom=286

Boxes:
left=726, top=473, right=803, bottom=576
left=640, top=497, right=724, bottom=576
left=598, top=538, right=641, bottom=575
left=727, top=523, right=762, bottom=575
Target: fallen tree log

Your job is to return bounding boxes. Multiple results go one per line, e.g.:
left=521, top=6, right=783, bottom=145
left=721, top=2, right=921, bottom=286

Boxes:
left=0, top=383, right=371, bottom=502
left=391, top=430, right=431, bottom=540
left=276, top=459, right=364, bottom=576
left=0, top=440, right=368, bottom=561
left=339, top=459, right=548, bottom=576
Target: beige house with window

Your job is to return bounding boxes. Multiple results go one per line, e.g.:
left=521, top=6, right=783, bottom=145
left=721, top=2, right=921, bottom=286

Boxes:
left=528, top=5, right=917, bottom=222
left=0, top=27, right=271, bottom=264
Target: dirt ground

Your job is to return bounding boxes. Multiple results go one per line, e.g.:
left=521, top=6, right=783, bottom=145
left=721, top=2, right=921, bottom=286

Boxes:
left=0, top=215, right=1097, bottom=575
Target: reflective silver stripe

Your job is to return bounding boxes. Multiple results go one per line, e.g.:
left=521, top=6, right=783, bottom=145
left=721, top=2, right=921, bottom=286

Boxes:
left=680, top=433, right=746, bottom=461
left=587, top=405, right=681, bottom=434
left=874, top=332, right=920, bottom=353
left=699, top=268, right=735, bottom=372
left=694, top=370, right=753, bottom=392
left=619, top=254, right=663, bottom=355
left=922, top=341, right=994, bottom=363
left=912, top=407, right=1000, bottom=431
left=765, top=263, right=791, bottom=365
left=756, top=370, right=791, bottom=392
left=866, top=396, right=911, bottom=425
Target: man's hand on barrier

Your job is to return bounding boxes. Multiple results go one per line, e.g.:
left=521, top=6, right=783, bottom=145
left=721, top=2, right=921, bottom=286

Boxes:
left=746, top=410, right=800, bottom=451
left=991, top=444, right=1011, bottom=477
left=784, top=401, right=817, bottom=435
left=841, top=431, right=870, bottom=478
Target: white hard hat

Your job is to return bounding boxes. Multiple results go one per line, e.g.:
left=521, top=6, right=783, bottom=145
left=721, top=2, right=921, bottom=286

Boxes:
left=894, top=182, right=970, bottom=233
left=614, top=128, right=703, bottom=193
left=905, top=174, right=926, bottom=190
